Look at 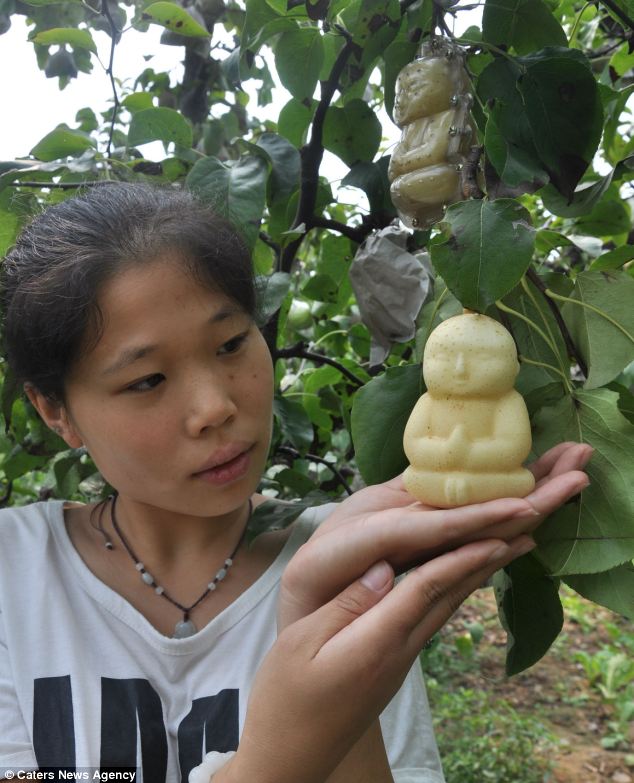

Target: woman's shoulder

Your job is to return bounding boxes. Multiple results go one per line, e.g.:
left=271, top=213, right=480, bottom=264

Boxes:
left=0, top=500, right=62, bottom=542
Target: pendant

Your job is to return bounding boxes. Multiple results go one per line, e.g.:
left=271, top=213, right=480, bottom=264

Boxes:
left=173, top=619, right=197, bottom=639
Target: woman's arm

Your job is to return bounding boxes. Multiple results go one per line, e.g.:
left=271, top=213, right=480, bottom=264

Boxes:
left=325, top=721, right=393, bottom=783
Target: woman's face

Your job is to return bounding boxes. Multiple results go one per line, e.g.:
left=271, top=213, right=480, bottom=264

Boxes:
left=57, top=256, right=274, bottom=518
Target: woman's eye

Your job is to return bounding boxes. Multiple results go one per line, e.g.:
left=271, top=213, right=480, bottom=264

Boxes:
left=219, top=332, right=248, bottom=355
left=127, top=374, right=164, bottom=392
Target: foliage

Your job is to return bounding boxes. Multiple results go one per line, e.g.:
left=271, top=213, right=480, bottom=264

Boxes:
left=573, top=623, right=634, bottom=750
left=425, top=681, right=555, bottom=783
left=1, top=0, right=634, bottom=673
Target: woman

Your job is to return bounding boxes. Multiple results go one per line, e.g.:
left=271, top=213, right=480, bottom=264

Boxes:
left=0, top=182, right=591, bottom=783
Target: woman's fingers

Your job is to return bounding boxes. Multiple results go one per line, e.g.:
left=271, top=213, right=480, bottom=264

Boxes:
left=528, top=442, right=579, bottom=480
left=318, top=535, right=534, bottom=668
left=278, top=494, right=537, bottom=628
left=533, top=443, right=593, bottom=489
left=462, top=467, right=589, bottom=542
left=529, top=442, right=593, bottom=484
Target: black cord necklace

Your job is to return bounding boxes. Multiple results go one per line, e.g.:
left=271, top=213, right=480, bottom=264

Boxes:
left=108, top=493, right=252, bottom=639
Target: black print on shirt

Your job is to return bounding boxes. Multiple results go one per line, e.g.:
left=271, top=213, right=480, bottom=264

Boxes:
left=33, top=676, right=239, bottom=783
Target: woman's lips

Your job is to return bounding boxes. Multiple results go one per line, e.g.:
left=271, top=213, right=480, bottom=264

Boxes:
left=193, top=446, right=253, bottom=485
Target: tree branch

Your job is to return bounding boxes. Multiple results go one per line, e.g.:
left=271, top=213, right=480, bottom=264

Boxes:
left=526, top=267, right=588, bottom=379
left=279, top=35, right=358, bottom=275
left=8, top=181, right=100, bottom=189
left=274, top=342, right=365, bottom=387
left=277, top=446, right=354, bottom=496
left=600, top=0, right=634, bottom=31
left=259, top=230, right=281, bottom=259
left=101, top=0, right=121, bottom=160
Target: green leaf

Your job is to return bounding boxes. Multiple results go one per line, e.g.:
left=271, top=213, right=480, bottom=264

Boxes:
left=573, top=196, right=631, bottom=238
left=122, top=93, right=154, bottom=113
left=1, top=446, right=48, bottom=481
left=500, top=279, right=569, bottom=396
left=478, top=58, right=547, bottom=189
left=341, top=158, right=396, bottom=218
left=54, top=454, right=83, bottom=498
left=493, top=554, right=563, bottom=675
left=302, top=272, right=339, bottom=303
left=561, top=271, right=634, bottom=390
left=351, top=364, right=422, bottom=486
left=383, top=34, right=419, bottom=122
left=429, top=199, right=535, bottom=311
left=323, top=99, right=382, bottom=167
left=30, top=125, right=95, bottom=162
left=484, top=113, right=548, bottom=189
left=255, top=132, right=300, bottom=206
left=349, top=0, right=401, bottom=69
left=246, top=497, right=327, bottom=544
left=273, top=395, right=314, bottom=454
left=274, top=27, right=324, bottom=101
left=128, top=107, right=193, bottom=148
left=186, top=155, right=269, bottom=250
left=517, top=49, right=603, bottom=201
left=142, top=1, right=209, bottom=37
left=532, top=389, right=634, bottom=574
left=241, top=0, right=296, bottom=55
left=30, top=27, right=97, bottom=52
left=540, top=165, right=620, bottom=218
left=0, top=204, right=19, bottom=257
left=589, top=246, right=634, bottom=271
left=565, top=563, right=634, bottom=621
left=277, top=98, right=315, bottom=148
left=482, top=0, right=567, bottom=55
left=255, top=271, right=291, bottom=325
left=535, top=229, right=573, bottom=254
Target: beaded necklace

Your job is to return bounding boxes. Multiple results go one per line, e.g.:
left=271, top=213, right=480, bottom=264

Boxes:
left=106, top=493, right=251, bottom=639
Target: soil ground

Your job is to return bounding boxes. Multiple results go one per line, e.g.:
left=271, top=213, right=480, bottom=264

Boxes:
left=433, top=588, right=633, bottom=783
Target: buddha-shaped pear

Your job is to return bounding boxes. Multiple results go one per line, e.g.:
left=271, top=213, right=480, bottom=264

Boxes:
left=402, top=312, right=535, bottom=508
left=388, top=38, right=475, bottom=229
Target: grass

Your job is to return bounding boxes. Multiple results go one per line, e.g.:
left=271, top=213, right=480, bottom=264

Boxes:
left=419, top=585, right=634, bottom=783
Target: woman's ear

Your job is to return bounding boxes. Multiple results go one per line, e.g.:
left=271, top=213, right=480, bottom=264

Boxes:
left=24, top=383, right=84, bottom=449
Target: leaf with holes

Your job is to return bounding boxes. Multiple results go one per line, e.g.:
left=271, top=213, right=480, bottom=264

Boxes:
left=143, top=1, right=209, bottom=36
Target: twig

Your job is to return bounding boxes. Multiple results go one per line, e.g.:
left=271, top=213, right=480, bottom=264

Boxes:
left=310, top=216, right=367, bottom=243
left=280, top=35, right=357, bottom=274
left=274, top=342, right=365, bottom=387
left=101, top=0, right=121, bottom=160
left=600, top=0, right=634, bottom=31
left=8, top=181, right=100, bottom=189
left=277, top=445, right=354, bottom=496
left=258, top=231, right=281, bottom=257
left=526, top=268, right=588, bottom=379
left=460, top=145, right=484, bottom=199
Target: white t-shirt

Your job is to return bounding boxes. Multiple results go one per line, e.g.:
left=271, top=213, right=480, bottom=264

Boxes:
left=0, top=500, right=445, bottom=782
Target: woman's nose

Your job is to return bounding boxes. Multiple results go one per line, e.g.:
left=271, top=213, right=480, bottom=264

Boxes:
left=184, top=378, right=238, bottom=436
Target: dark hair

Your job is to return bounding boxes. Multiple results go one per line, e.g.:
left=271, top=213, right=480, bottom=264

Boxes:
left=1, top=182, right=256, bottom=402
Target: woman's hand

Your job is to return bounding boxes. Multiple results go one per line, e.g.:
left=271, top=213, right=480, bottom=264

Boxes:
left=220, top=536, right=538, bottom=783
left=277, top=441, right=591, bottom=629
left=216, top=441, right=591, bottom=783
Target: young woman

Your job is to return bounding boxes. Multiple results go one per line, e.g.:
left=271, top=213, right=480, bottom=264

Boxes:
left=0, top=183, right=591, bottom=783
